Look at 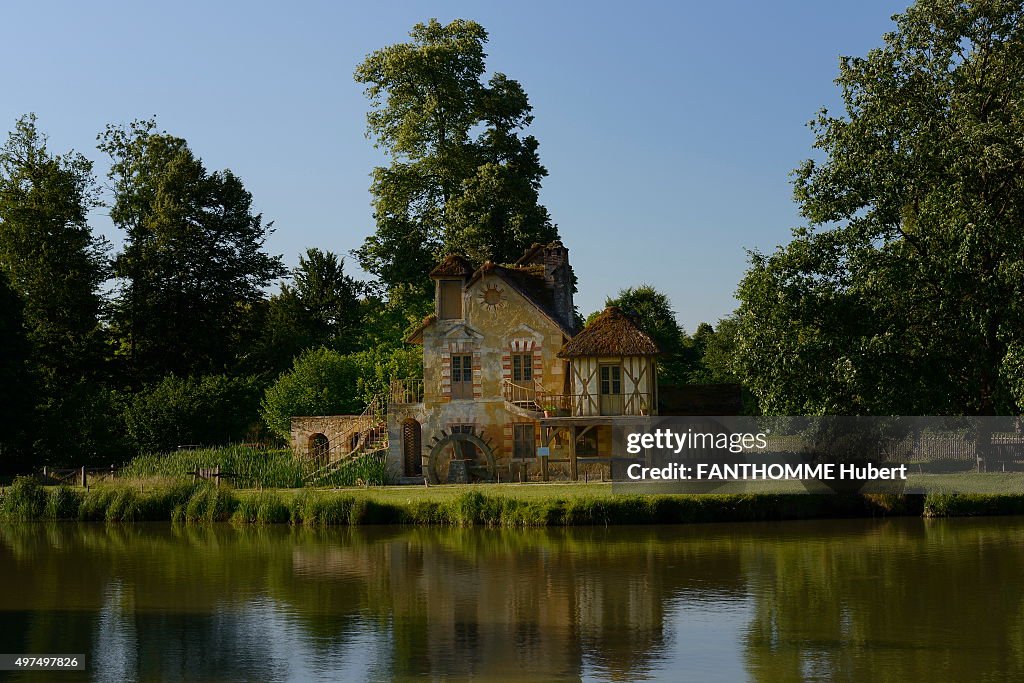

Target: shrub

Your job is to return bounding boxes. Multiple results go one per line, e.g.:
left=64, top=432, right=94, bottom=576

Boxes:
left=261, top=346, right=422, bottom=440
left=261, top=349, right=366, bottom=440
left=123, top=374, right=261, bottom=453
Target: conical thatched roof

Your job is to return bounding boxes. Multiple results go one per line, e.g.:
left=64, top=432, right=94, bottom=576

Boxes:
left=558, top=306, right=660, bottom=357
left=429, top=254, right=474, bottom=278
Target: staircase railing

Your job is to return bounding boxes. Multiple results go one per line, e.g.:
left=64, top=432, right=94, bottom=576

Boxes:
left=304, top=394, right=389, bottom=484
left=502, top=379, right=539, bottom=410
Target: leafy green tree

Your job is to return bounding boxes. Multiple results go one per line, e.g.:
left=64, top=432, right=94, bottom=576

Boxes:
left=98, top=119, right=286, bottom=383
left=0, top=271, right=34, bottom=472
left=261, top=347, right=422, bottom=440
left=602, top=285, right=690, bottom=386
left=248, top=249, right=365, bottom=376
left=355, top=285, right=434, bottom=353
left=0, top=114, right=113, bottom=464
left=685, top=320, right=742, bottom=385
left=121, top=374, right=262, bottom=453
left=354, top=19, right=557, bottom=296
left=0, top=115, right=108, bottom=376
left=736, top=0, right=1024, bottom=415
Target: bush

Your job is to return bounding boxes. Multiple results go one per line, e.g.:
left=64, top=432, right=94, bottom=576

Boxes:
left=261, top=346, right=422, bottom=440
left=123, top=374, right=261, bottom=453
left=260, top=349, right=365, bottom=440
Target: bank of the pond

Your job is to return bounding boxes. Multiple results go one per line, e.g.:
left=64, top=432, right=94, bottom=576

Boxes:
left=3, top=477, right=1024, bottom=525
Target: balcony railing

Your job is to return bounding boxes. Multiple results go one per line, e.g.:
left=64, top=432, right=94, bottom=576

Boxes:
left=502, top=380, right=653, bottom=417
left=390, top=378, right=424, bottom=404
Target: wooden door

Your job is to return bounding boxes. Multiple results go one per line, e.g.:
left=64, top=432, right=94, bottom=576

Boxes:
left=402, top=419, right=422, bottom=476
left=599, top=363, right=623, bottom=416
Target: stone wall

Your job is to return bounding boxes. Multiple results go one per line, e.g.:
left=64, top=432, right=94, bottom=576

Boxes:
left=290, top=415, right=363, bottom=462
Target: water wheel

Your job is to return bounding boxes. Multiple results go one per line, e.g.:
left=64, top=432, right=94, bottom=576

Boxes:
left=426, top=429, right=498, bottom=484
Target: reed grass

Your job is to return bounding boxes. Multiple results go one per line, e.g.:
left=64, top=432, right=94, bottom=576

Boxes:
left=923, top=493, right=1024, bottom=517
left=231, top=490, right=291, bottom=525
left=121, top=445, right=310, bottom=488
left=4, top=479, right=1023, bottom=526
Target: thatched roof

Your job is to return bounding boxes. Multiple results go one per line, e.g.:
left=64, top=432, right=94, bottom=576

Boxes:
left=558, top=306, right=660, bottom=357
left=429, top=254, right=474, bottom=278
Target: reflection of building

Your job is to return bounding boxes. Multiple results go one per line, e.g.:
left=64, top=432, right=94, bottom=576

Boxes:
left=387, top=242, right=662, bottom=482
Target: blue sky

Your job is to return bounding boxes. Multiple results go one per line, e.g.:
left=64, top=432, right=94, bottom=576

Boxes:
left=2, top=0, right=909, bottom=331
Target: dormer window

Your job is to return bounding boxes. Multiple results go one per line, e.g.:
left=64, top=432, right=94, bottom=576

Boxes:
left=438, top=280, right=463, bottom=320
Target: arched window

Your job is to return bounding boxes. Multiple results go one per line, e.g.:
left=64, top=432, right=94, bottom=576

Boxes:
left=308, top=433, right=330, bottom=464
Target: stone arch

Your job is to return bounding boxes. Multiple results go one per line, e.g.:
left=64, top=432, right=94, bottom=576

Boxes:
left=402, top=418, right=423, bottom=477
left=308, top=433, right=330, bottom=465
left=426, top=430, right=496, bottom=484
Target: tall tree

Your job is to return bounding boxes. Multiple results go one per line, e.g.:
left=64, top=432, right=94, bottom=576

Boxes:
left=0, top=270, right=34, bottom=472
left=98, top=119, right=286, bottom=382
left=0, top=114, right=107, bottom=383
left=0, top=114, right=111, bottom=465
left=686, top=320, right=743, bottom=385
left=248, top=248, right=365, bottom=376
left=602, top=285, right=690, bottom=387
left=354, top=19, right=558, bottom=296
left=735, top=0, right=1024, bottom=415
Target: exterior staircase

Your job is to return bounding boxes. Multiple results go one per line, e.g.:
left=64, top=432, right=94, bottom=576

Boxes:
left=304, top=395, right=389, bottom=486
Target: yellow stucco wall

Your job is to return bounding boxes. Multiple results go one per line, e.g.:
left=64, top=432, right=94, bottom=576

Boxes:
left=389, top=272, right=570, bottom=478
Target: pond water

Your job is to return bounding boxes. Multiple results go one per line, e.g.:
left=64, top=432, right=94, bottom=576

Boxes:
left=0, top=517, right=1022, bottom=682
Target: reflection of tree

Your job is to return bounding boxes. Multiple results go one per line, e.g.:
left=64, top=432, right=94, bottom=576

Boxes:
left=0, top=523, right=749, bottom=680
left=743, top=519, right=1024, bottom=682
left=2, top=520, right=1022, bottom=680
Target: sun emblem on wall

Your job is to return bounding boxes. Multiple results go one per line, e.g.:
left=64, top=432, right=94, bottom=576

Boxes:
left=479, top=284, right=507, bottom=313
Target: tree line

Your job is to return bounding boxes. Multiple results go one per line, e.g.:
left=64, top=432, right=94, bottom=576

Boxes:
left=0, top=19, right=577, bottom=473
left=4, top=2, right=1022, bottom=473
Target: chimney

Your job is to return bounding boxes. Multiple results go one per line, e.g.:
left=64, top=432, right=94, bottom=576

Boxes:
left=542, top=240, right=575, bottom=333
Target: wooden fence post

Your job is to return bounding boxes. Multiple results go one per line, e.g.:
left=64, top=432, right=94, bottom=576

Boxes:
left=214, top=464, right=221, bottom=488
left=80, top=466, right=87, bottom=488
left=540, top=454, right=549, bottom=482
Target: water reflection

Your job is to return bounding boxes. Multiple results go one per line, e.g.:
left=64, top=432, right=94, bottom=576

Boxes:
left=0, top=518, right=1022, bottom=681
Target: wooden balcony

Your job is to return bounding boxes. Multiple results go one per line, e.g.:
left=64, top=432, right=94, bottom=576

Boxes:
left=502, top=380, right=653, bottom=417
